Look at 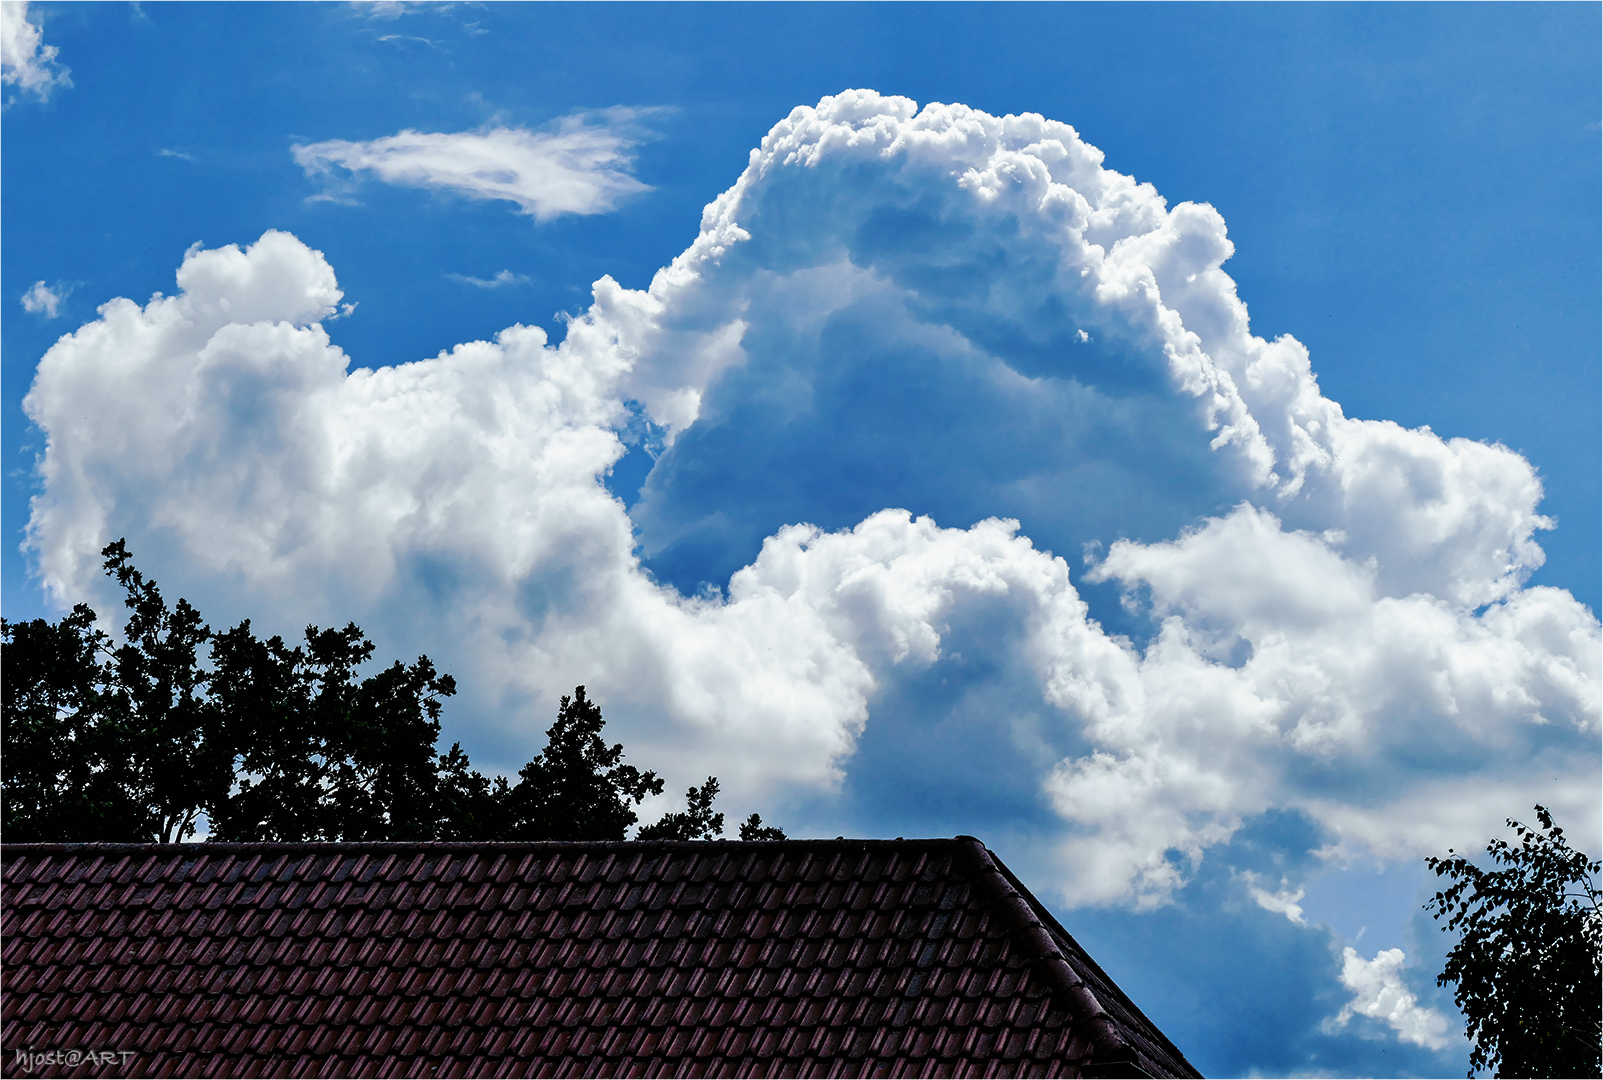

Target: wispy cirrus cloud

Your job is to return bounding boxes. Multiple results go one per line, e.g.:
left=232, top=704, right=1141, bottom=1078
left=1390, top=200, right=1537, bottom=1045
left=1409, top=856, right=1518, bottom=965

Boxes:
left=376, top=34, right=443, bottom=50
left=292, top=113, right=653, bottom=222
left=350, top=1, right=477, bottom=37
left=447, top=269, right=529, bottom=289
left=352, top=1, right=451, bottom=19
left=1, top=0, right=71, bottom=103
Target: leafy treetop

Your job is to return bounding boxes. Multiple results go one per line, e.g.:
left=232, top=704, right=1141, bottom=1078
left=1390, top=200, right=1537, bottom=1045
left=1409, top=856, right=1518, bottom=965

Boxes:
left=1, top=541, right=786, bottom=847
left=502, top=686, right=664, bottom=842
left=1425, top=805, right=1601, bottom=1079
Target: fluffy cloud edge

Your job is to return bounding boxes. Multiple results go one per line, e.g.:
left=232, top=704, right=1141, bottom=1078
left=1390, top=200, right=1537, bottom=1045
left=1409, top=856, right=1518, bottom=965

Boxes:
left=20, top=280, right=68, bottom=318
left=20, top=91, right=1603, bottom=916
left=0, top=0, right=70, bottom=102
left=1326, top=947, right=1454, bottom=1052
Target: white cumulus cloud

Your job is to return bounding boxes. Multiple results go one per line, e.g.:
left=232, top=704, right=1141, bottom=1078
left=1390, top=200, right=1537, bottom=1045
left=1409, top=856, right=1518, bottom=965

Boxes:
left=20, top=279, right=67, bottom=318
left=293, top=114, right=651, bottom=221
left=1, top=0, right=70, bottom=102
left=1245, top=874, right=1307, bottom=925
left=22, top=92, right=1600, bottom=904
left=1327, top=947, right=1453, bottom=1051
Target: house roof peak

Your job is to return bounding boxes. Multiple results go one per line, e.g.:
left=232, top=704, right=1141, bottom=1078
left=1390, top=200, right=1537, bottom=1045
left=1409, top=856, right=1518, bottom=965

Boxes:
left=3, top=836, right=1201, bottom=1078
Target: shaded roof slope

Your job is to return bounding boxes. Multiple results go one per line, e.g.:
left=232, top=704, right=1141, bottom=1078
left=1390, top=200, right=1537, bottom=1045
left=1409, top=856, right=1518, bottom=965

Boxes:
left=3, top=837, right=1201, bottom=1079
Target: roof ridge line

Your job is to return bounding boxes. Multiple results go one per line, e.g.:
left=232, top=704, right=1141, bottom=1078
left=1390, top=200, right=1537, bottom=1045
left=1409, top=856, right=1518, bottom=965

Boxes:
left=954, top=835, right=1132, bottom=1063
left=0, top=837, right=965, bottom=856
left=983, top=850, right=1201, bottom=1077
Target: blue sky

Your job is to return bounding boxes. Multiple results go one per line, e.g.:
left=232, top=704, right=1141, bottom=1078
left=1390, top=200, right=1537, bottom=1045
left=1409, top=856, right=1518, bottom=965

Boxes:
left=4, top=4, right=1598, bottom=1076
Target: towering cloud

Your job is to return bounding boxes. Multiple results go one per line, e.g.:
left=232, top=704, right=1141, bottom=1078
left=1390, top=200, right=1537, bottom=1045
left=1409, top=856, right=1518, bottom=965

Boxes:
left=23, top=93, right=1599, bottom=917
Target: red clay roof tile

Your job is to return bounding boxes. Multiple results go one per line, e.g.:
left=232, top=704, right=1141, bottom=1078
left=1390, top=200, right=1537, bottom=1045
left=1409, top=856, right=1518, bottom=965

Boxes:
left=4, top=838, right=1199, bottom=1078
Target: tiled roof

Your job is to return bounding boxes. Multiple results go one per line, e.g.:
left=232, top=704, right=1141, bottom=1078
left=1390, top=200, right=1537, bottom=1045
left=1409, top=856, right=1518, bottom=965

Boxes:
left=2, top=837, right=1201, bottom=1079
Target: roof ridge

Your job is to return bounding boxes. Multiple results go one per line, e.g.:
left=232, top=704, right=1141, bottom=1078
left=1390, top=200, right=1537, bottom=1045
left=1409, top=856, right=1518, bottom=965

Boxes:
left=0, top=837, right=967, bottom=855
left=965, top=840, right=1202, bottom=1079
left=953, top=836, right=1132, bottom=1063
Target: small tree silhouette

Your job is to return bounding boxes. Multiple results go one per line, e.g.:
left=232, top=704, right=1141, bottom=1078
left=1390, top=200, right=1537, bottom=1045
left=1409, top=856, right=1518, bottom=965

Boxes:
left=1425, top=805, right=1601, bottom=1078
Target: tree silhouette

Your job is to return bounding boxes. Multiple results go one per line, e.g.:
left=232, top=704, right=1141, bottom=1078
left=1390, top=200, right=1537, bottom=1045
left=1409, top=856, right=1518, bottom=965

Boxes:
left=100, top=540, right=232, bottom=843
left=1425, top=805, right=1602, bottom=1078
left=433, top=740, right=511, bottom=842
left=739, top=813, right=787, bottom=841
left=635, top=780, right=789, bottom=841
left=501, top=686, right=664, bottom=841
left=3, top=542, right=457, bottom=843
left=2, top=543, right=790, bottom=846
left=637, top=776, right=725, bottom=841
left=1, top=604, right=145, bottom=842
left=206, top=619, right=456, bottom=842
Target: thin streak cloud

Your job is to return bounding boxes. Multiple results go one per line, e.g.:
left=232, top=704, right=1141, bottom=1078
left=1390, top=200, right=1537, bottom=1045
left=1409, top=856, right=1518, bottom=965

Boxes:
left=447, top=269, right=529, bottom=289
left=292, top=113, right=653, bottom=222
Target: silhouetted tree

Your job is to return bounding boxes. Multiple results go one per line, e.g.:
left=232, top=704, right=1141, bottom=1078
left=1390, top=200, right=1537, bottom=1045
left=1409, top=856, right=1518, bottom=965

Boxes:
left=739, top=813, right=787, bottom=841
left=637, top=776, right=725, bottom=841
left=2, top=544, right=233, bottom=843
left=99, top=541, right=234, bottom=843
left=1425, top=805, right=1602, bottom=1078
left=3, top=542, right=458, bottom=843
left=635, top=780, right=789, bottom=842
left=2, top=544, right=790, bottom=846
left=434, top=741, right=511, bottom=841
left=1, top=604, right=147, bottom=842
left=206, top=619, right=456, bottom=842
left=501, top=686, right=663, bottom=841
